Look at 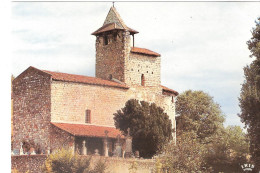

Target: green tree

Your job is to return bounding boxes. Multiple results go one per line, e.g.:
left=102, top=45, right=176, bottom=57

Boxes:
left=239, top=17, right=260, bottom=168
left=176, top=90, right=225, bottom=143
left=175, top=90, right=249, bottom=172
left=114, top=99, right=173, bottom=158
left=160, top=131, right=208, bottom=173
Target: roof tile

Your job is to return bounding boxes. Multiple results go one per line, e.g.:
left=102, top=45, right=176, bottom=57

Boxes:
left=42, top=70, right=129, bottom=89
left=161, top=85, right=179, bottom=95
left=92, top=7, right=138, bottom=35
left=51, top=122, right=125, bottom=139
left=131, top=47, right=161, bottom=57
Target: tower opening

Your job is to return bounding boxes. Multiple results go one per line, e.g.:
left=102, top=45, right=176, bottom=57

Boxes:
left=104, top=35, right=108, bottom=45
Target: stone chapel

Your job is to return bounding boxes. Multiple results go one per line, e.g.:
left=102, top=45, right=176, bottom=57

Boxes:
left=12, top=6, right=178, bottom=157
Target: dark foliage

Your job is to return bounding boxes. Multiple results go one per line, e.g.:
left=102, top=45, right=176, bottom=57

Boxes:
left=114, top=99, right=173, bottom=158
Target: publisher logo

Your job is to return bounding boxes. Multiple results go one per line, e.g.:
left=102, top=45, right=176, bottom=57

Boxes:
left=241, top=163, right=254, bottom=172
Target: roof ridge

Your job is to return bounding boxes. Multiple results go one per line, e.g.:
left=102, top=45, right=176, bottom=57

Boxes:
left=42, top=70, right=95, bottom=79
left=42, top=69, right=129, bottom=89
left=161, top=85, right=179, bottom=95
left=51, top=122, right=116, bottom=128
left=131, top=47, right=161, bottom=57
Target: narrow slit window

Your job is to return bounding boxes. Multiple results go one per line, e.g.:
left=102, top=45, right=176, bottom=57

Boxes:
left=104, top=36, right=108, bottom=45
left=85, top=109, right=91, bottom=123
left=141, top=74, right=145, bottom=86
left=109, top=74, right=112, bottom=80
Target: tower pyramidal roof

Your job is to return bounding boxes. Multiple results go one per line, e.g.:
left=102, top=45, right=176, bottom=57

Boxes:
left=92, top=6, right=138, bottom=35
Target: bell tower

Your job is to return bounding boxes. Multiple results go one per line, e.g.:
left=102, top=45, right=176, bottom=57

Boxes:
left=92, top=6, right=138, bottom=82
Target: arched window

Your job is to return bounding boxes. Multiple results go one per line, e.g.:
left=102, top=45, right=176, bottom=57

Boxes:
left=141, top=74, right=145, bottom=86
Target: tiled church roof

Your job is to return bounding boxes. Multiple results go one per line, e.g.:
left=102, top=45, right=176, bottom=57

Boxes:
left=42, top=69, right=129, bottom=89
left=131, top=47, right=161, bottom=57
left=51, top=122, right=125, bottom=139
left=161, top=85, right=179, bottom=96
left=16, top=66, right=177, bottom=95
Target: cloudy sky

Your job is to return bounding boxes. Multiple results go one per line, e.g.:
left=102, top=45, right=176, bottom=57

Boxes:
left=11, top=2, right=260, bottom=128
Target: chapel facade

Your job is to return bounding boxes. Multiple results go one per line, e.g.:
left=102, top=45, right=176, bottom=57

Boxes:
left=12, top=6, right=178, bottom=157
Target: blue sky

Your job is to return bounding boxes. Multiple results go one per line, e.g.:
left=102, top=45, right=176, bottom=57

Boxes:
left=11, top=2, right=260, bottom=128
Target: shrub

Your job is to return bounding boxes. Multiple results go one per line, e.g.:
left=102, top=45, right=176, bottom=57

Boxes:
left=11, top=169, right=29, bottom=173
left=42, top=148, right=106, bottom=173
left=159, top=132, right=208, bottom=173
left=90, top=159, right=107, bottom=173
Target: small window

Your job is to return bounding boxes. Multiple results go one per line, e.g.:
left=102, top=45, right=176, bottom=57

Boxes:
left=97, top=36, right=101, bottom=43
left=109, top=74, right=112, bottom=80
left=141, top=74, right=145, bottom=86
left=172, top=96, right=174, bottom=103
left=113, top=33, right=117, bottom=41
left=104, top=36, right=108, bottom=45
left=85, top=109, right=91, bottom=123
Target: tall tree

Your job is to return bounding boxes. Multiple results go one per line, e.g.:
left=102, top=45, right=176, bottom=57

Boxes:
left=114, top=99, right=173, bottom=158
left=176, top=90, right=225, bottom=143
left=175, top=90, right=250, bottom=172
left=239, top=17, right=260, bottom=168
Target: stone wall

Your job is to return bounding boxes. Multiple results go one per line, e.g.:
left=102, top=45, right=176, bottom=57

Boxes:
left=91, top=156, right=155, bottom=173
left=51, top=80, right=128, bottom=127
left=50, top=80, right=176, bottom=138
left=11, top=155, right=155, bottom=173
left=12, top=67, right=52, bottom=151
left=95, top=30, right=131, bottom=82
left=125, top=53, right=161, bottom=87
left=11, top=155, right=47, bottom=173
left=94, top=29, right=161, bottom=88
left=50, top=124, right=75, bottom=151
left=12, top=67, right=176, bottom=152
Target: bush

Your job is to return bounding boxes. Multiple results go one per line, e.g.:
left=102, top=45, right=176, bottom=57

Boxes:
left=159, top=132, right=208, bottom=173
left=42, top=148, right=106, bottom=173
left=11, top=169, right=29, bottom=173
left=91, top=159, right=107, bottom=173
